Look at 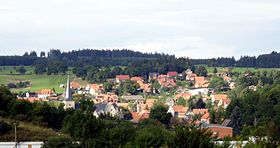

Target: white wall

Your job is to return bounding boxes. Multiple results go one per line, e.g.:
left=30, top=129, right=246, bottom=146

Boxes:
left=0, top=142, right=43, bottom=148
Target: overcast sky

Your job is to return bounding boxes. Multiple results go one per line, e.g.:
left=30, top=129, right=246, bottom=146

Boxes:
left=1, top=0, right=280, bottom=58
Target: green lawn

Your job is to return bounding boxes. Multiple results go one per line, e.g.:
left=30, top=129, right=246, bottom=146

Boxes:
left=0, top=74, right=70, bottom=93
left=0, top=66, right=34, bottom=75
left=196, top=65, right=279, bottom=74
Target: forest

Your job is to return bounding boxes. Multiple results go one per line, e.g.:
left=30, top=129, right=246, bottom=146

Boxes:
left=0, top=49, right=280, bottom=68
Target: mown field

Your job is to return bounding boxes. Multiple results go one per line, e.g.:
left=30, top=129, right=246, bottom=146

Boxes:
left=200, top=65, right=279, bottom=74
left=0, top=66, right=82, bottom=93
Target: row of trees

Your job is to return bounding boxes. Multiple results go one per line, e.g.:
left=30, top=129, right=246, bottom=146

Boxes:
left=1, top=49, right=280, bottom=68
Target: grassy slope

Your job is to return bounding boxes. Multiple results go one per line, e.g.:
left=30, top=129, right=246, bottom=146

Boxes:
left=0, top=117, right=58, bottom=142
left=0, top=66, right=86, bottom=94
left=0, top=74, right=68, bottom=93
left=197, top=65, right=279, bottom=74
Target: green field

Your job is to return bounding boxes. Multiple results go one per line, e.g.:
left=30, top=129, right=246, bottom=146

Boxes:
left=0, top=66, right=34, bottom=75
left=0, top=66, right=81, bottom=93
left=0, top=74, right=69, bottom=93
left=197, top=65, right=279, bottom=74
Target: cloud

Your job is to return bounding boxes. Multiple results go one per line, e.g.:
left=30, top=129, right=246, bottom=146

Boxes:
left=0, top=0, right=280, bottom=57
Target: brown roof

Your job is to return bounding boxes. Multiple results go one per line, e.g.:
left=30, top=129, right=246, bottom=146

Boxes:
left=131, top=110, right=150, bottom=122
left=175, top=92, right=192, bottom=100
left=158, top=78, right=176, bottom=87
left=38, top=89, right=55, bottom=95
left=201, top=112, right=210, bottom=119
left=192, top=108, right=208, bottom=115
left=172, top=105, right=188, bottom=113
left=89, top=84, right=103, bottom=91
left=116, top=75, right=130, bottom=81
left=213, top=94, right=231, bottom=104
left=71, top=81, right=81, bottom=89
left=131, top=76, right=144, bottom=82
left=146, top=99, right=156, bottom=109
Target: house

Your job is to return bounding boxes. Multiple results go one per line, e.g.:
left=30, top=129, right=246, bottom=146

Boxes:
left=37, top=89, right=56, bottom=99
left=149, top=72, right=159, bottom=81
left=166, top=97, right=175, bottom=107
left=131, top=76, right=144, bottom=83
left=175, top=92, right=192, bottom=101
left=95, top=93, right=118, bottom=103
left=206, top=124, right=233, bottom=139
left=229, top=82, right=236, bottom=89
left=71, top=81, right=82, bottom=90
left=168, top=105, right=188, bottom=118
left=93, top=103, right=120, bottom=118
left=167, top=71, right=178, bottom=77
left=185, top=69, right=197, bottom=81
left=131, top=110, right=150, bottom=123
left=188, top=88, right=209, bottom=96
left=122, top=95, right=144, bottom=103
left=194, top=77, right=209, bottom=88
left=192, top=108, right=208, bottom=115
left=223, top=76, right=232, bottom=83
left=211, top=94, right=231, bottom=109
left=116, top=75, right=130, bottom=83
left=158, top=77, right=176, bottom=88
left=248, top=85, right=257, bottom=91
left=145, top=99, right=156, bottom=110
left=138, top=82, right=152, bottom=93
left=87, top=84, right=103, bottom=95
left=201, top=112, right=210, bottom=124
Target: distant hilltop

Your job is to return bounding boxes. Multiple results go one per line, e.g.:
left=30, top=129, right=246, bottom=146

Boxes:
left=0, top=49, right=280, bottom=68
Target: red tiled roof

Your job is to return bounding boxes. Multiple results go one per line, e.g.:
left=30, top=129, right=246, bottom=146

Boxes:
left=167, top=71, right=178, bottom=77
left=116, top=75, right=130, bottom=81
left=89, top=84, right=103, bottom=91
left=71, top=81, right=81, bottom=89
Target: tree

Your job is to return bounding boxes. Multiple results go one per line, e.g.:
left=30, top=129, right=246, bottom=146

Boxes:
left=213, top=67, right=218, bottom=74
left=62, top=110, right=104, bottom=147
left=173, top=125, right=214, bottom=148
left=135, top=126, right=172, bottom=148
left=209, top=76, right=228, bottom=92
left=40, top=51, right=46, bottom=58
left=0, top=121, right=12, bottom=135
left=176, top=97, right=187, bottom=106
left=29, top=51, right=37, bottom=57
left=195, top=66, right=208, bottom=77
left=43, top=135, right=79, bottom=148
left=194, top=98, right=206, bottom=109
left=149, top=105, right=172, bottom=126
left=228, top=106, right=242, bottom=136
left=16, top=66, right=27, bottom=74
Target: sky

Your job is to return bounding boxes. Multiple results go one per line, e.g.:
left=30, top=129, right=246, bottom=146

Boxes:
left=0, top=0, right=280, bottom=58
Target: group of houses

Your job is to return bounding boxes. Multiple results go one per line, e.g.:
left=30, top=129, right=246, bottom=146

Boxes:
left=17, top=69, right=236, bottom=139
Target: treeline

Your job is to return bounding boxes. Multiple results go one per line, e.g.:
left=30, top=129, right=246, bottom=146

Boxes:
left=0, top=49, right=280, bottom=68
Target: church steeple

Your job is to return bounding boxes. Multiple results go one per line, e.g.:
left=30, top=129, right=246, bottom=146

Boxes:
left=65, top=74, right=72, bottom=101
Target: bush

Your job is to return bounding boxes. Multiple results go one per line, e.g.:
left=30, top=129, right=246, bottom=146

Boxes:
left=43, top=135, right=80, bottom=148
left=0, top=121, right=12, bottom=135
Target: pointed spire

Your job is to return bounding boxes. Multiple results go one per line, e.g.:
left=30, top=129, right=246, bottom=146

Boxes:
left=65, top=74, right=72, bottom=101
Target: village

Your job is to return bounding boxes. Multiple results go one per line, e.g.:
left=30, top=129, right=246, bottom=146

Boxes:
left=16, top=68, right=238, bottom=139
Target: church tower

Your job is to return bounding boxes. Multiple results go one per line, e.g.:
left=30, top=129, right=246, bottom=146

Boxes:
left=63, top=75, right=75, bottom=109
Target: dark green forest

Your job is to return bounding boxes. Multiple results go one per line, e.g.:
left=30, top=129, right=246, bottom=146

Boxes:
left=1, top=49, right=280, bottom=68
